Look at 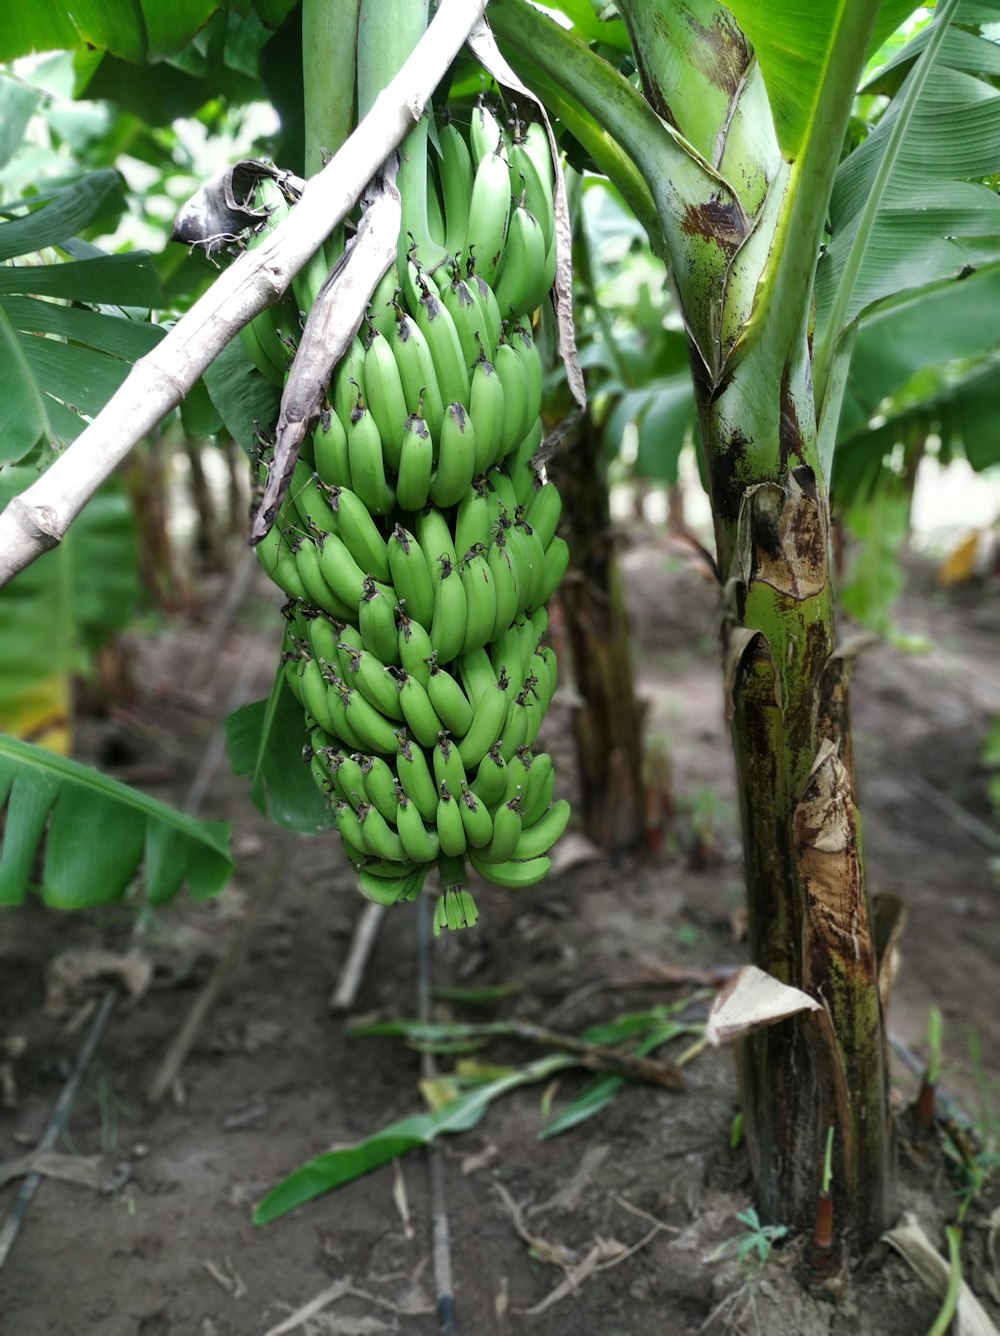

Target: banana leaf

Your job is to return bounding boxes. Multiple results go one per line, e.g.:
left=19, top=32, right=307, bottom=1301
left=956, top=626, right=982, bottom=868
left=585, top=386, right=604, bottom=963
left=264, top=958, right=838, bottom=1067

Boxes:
left=0, top=733, right=232, bottom=909
left=816, top=6, right=1000, bottom=347
left=226, top=668, right=335, bottom=834
left=254, top=1053, right=576, bottom=1225
left=0, top=468, right=141, bottom=750
left=0, top=170, right=163, bottom=462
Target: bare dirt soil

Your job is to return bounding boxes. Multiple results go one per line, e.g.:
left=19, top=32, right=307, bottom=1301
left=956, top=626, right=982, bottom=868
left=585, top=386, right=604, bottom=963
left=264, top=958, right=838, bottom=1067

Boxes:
left=1, top=535, right=997, bottom=1336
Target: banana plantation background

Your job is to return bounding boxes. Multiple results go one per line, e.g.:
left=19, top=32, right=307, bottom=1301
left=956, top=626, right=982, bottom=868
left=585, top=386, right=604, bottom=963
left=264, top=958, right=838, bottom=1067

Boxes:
left=0, top=1, right=998, bottom=1332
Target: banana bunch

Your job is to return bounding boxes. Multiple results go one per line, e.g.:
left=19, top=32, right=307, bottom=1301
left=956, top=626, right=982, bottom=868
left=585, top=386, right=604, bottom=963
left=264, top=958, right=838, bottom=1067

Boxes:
left=255, top=101, right=570, bottom=924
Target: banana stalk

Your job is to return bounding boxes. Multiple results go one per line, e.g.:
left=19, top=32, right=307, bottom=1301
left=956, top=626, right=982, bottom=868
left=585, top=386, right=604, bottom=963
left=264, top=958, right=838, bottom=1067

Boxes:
left=491, top=0, right=894, bottom=1247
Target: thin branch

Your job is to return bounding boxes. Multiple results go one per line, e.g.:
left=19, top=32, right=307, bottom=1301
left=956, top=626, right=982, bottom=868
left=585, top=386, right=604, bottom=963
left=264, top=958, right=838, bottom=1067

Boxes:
left=328, top=903, right=386, bottom=1013
left=0, top=0, right=489, bottom=590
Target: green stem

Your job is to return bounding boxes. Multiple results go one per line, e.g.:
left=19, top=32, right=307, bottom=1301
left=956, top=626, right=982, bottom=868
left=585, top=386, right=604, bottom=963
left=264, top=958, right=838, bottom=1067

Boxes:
left=750, top=0, right=880, bottom=390
left=437, top=853, right=465, bottom=891
left=927, top=1226, right=963, bottom=1336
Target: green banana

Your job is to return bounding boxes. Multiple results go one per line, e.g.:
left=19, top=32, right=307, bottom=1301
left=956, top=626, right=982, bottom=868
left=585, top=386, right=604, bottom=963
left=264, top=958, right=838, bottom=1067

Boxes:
left=341, top=685, right=400, bottom=755
left=299, top=657, right=338, bottom=736
left=436, top=783, right=467, bottom=857
left=503, top=748, right=532, bottom=804
left=468, top=355, right=506, bottom=472
left=414, top=280, right=471, bottom=408
left=522, top=752, right=555, bottom=825
left=398, top=613, right=434, bottom=686
left=427, top=659, right=474, bottom=736
left=360, top=756, right=401, bottom=824
left=307, top=612, right=346, bottom=671
left=433, top=887, right=479, bottom=935
left=476, top=797, right=522, bottom=863
left=493, top=203, right=548, bottom=320
left=290, top=460, right=340, bottom=536
left=390, top=308, right=445, bottom=440
left=456, top=646, right=497, bottom=707
left=414, top=506, right=458, bottom=575
left=459, top=547, right=497, bottom=656
left=514, top=514, right=547, bottom=610
left=499, top=691, right=530, bottom=761
left=335, top=799, right=367, bottom=852
left=396, top=732, right=439, bottom=821
left=470, top=741, right=508, bottom=808
left=363, top=327, right=410, bottom=471
left=330, top=486, right=391, bottom=583
left=432, top=734, right=467, bottom=795
left=490, top=619, right=526, bottom=685
left=523, top=121, right=556, bottom=190
left=396, top=792, right=440, bottom=862
left=468, top=270, right=503, bottom=356
left=429, top=556, right=468, bottom=666
left=325, top=677, right=367, bottom=751
left=509, top=135, right=556, bottom=253
left=456, top=673, right=510, bottom=770
left=336, top=752, right=369, bottom=810
left=509, top=323, right=544, bottom=433
left=358, top=802, right=406, bottom=861
left=470, top=99, right=506, bottom=165
left=493, top=336, right=529, bottom=455
left=487, top=533, right=521, bottom=640
left=240, top=313, right=286, bottom=387
left=537, top=534, right=570, bottom=606
left=524, top=479, right=561, bottom=548
left=294, top=536, right=356, bottom=620
left=464, top=148, right=512, bottom=287
left=358, top=577, right=400, bottom=666
left=256, top=524, right=309, bottom=601
left=317, top=533, right=372, bottom=609
left=396, top=407, right=434, bottom=512
left=506, top=415, right=543, bottom=505
left=313, top=413, right=352, bottom=490
left=459, top=789, right=494, bottom=849
left=388, top=524, right=436, bottom=628
left=430, top=402, right=477, bottom=509
left=487, top=467, right=519, bottom=521
left=468, top=852, right=552, bottom=888
left=391, top=668, right=443, bottom=748
left=339, top=641, right=403, bottom=720
left=442, top=270, right=489, bottom=368
left=455, top=484, right=492, bottom=557
left=332, top=337, right=367, bottom=431
left=367, top=262, right=399, bottom=343
left=438, top=119, right=474, bottom=255
left=347, top=397, right=395, bottom=516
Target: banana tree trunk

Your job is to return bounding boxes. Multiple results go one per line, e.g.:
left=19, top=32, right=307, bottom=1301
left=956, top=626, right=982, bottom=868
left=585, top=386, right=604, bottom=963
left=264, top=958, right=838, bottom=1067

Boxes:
left=491, top=0, right=895, bottom=1249
left=548, top=411, right=647, bottom=851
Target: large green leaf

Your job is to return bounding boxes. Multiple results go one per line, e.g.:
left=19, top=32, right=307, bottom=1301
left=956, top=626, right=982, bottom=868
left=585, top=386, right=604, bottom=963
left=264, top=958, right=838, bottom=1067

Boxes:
left=0, top=174, right=163, bottom=460
left=724, top=0, right=924, bottom=160
left=0, top=734, right=233, bottom=908
left=0, top=169, right=125, bottom=261
left=0, top=0, right=292, bottom=64
left=815, top=12, right=1000, bottom=351
left=839, top=262, right=1000, bottom=437
left=226, top=671, right=335, bottom=835
left=203, top=332, right=281, bottom=459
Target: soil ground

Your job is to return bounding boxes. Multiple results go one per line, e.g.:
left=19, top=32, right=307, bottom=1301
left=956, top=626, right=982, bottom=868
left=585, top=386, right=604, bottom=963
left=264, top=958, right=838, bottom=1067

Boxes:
left=1, top=533, right=998, bottom=1336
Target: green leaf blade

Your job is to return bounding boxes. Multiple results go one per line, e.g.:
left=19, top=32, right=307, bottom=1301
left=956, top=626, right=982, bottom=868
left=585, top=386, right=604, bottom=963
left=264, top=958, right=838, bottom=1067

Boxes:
left=0, top=735, right=233, bottom=910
